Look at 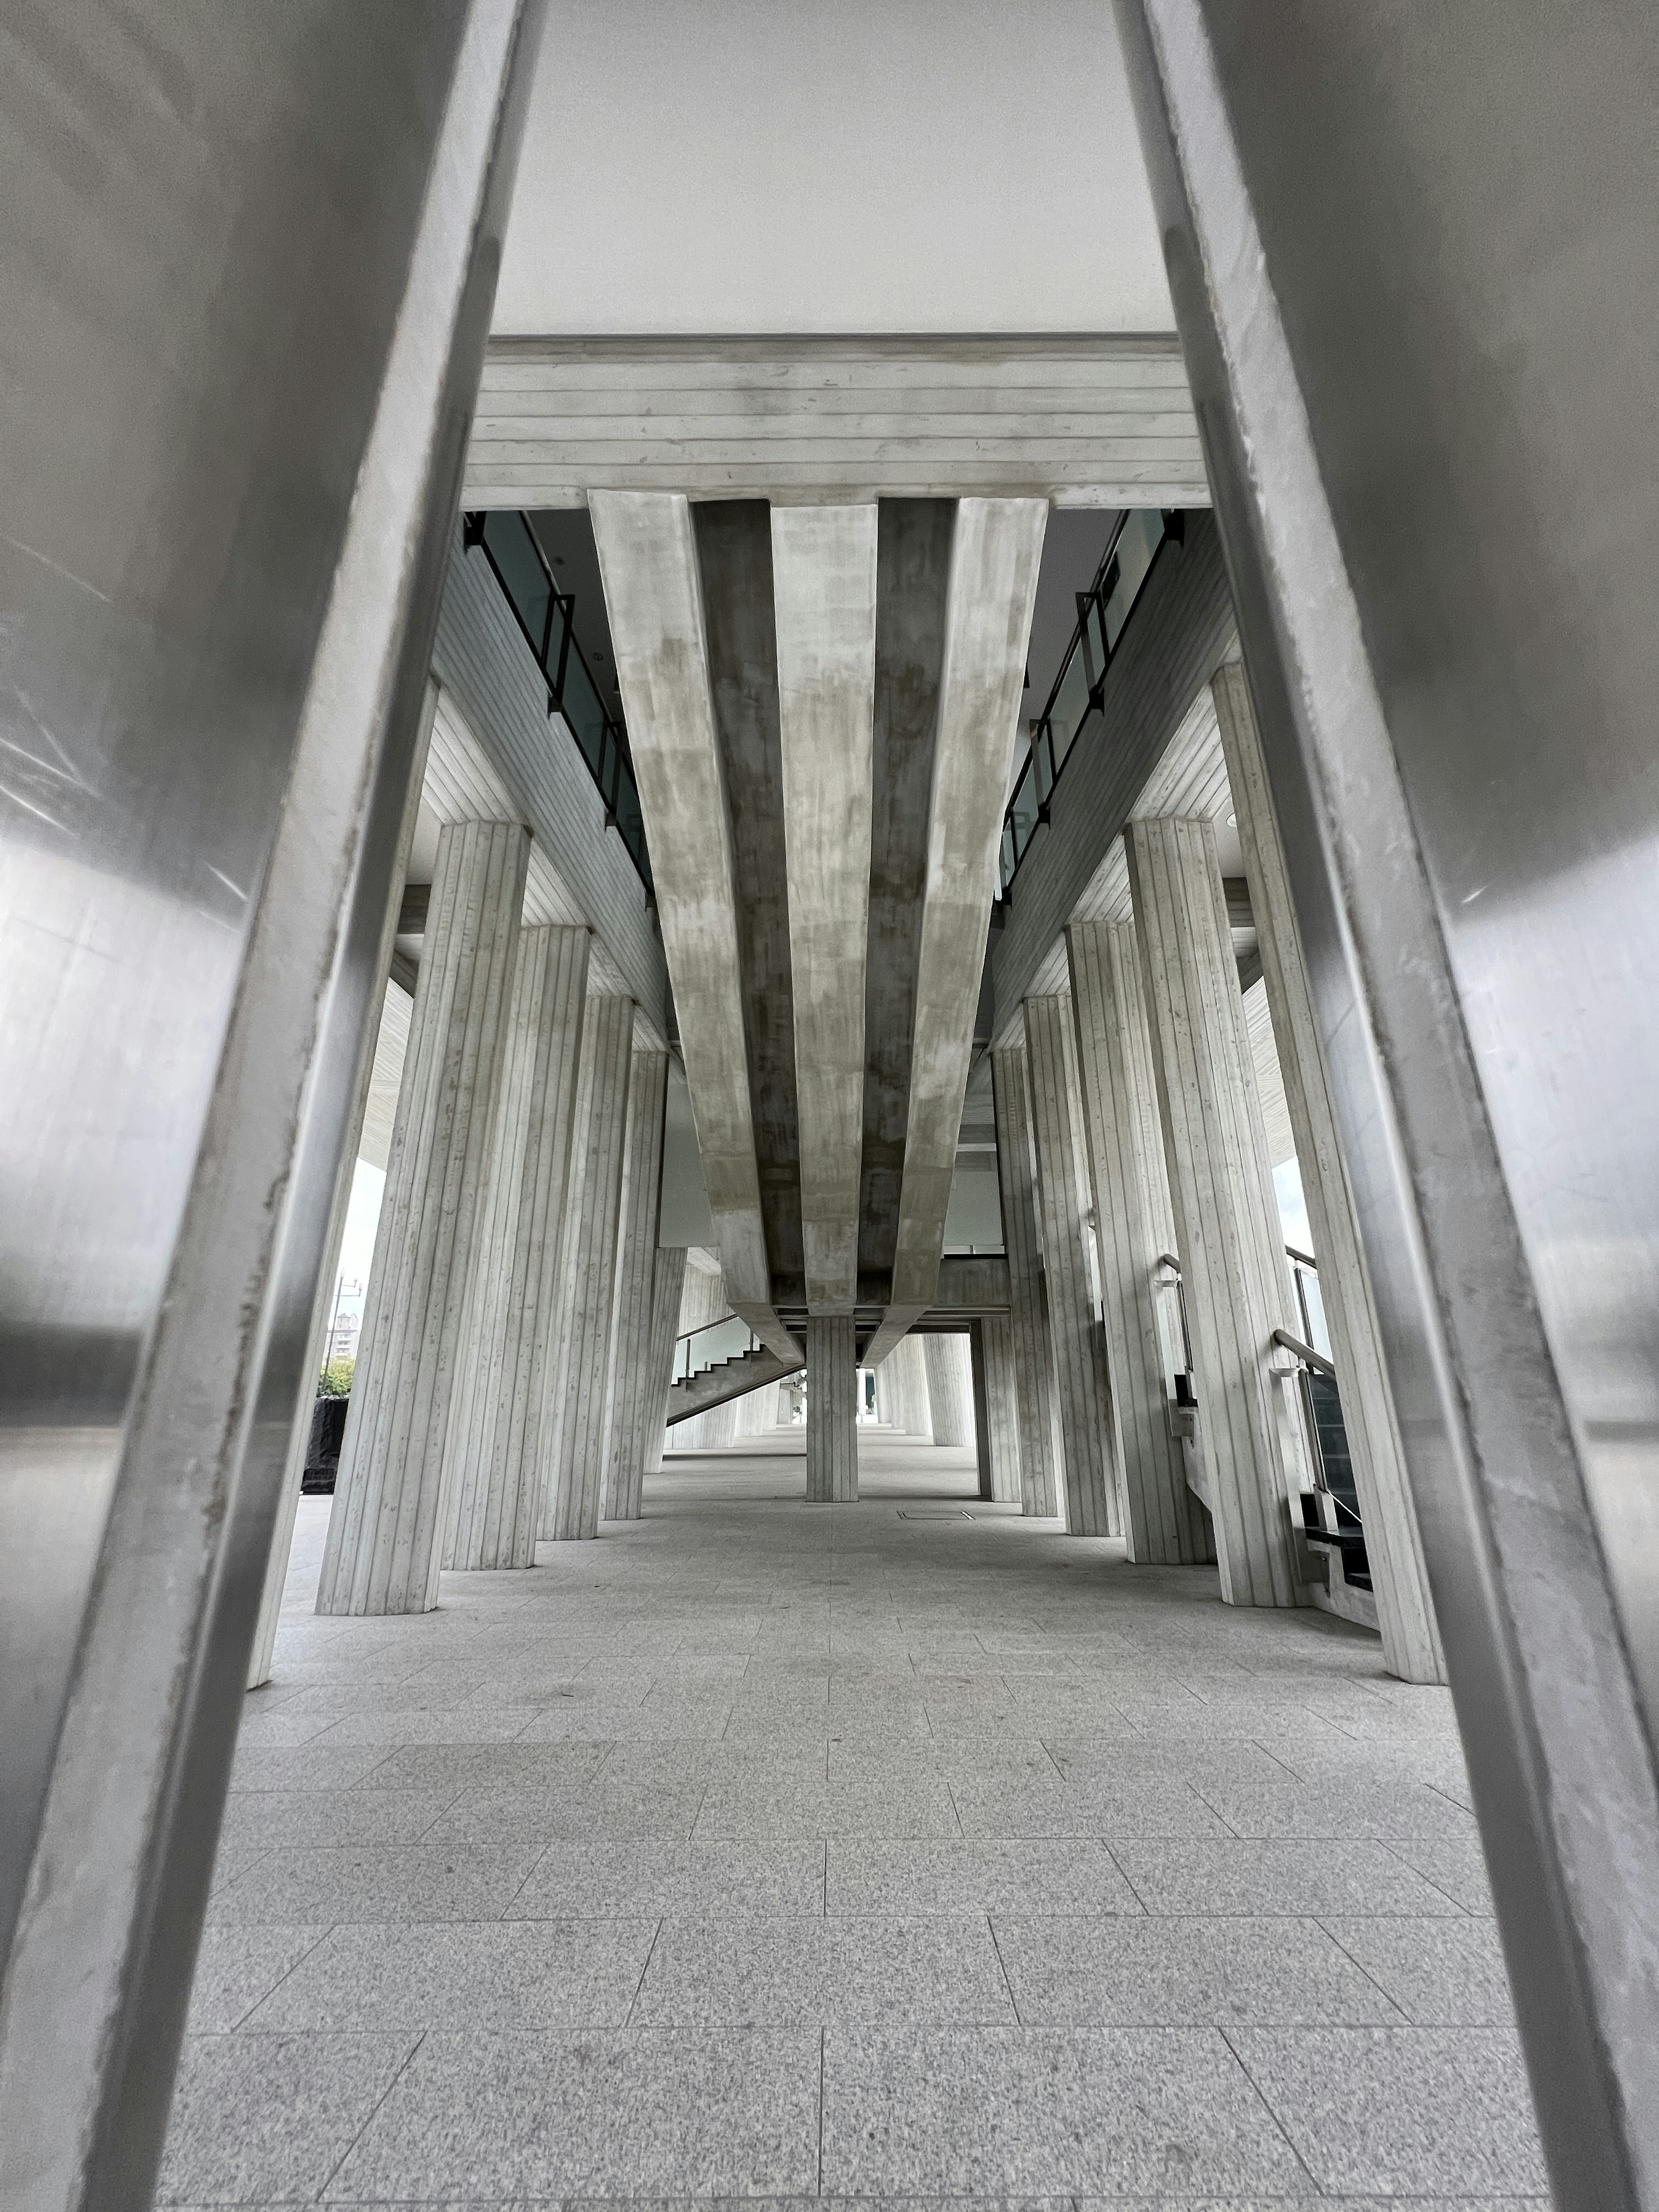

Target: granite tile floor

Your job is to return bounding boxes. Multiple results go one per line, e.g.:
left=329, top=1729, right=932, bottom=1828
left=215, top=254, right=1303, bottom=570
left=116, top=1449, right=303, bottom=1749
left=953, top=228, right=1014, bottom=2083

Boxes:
left=162, top=1424, right=1550, bottom=2209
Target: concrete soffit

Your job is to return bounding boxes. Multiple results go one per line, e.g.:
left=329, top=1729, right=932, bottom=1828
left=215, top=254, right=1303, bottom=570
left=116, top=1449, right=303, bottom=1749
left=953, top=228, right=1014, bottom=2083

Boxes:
left=465, top=334, right=1211, bottom=510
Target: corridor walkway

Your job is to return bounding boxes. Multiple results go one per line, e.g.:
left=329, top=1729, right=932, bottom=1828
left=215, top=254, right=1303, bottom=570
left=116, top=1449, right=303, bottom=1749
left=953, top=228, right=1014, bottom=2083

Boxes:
left=164, top=1430, right=1546, bottom=2206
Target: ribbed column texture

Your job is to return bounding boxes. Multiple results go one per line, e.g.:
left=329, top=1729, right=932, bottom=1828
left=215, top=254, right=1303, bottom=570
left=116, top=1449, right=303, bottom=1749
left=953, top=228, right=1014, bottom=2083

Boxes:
left=978, top=1311, right=1023, bottom=1503
left=1127, top=815, right=1303, bottom=1608
left=602, top=1051, right=669, bottom=1522
left=441, top=926, right=589, bottom=1570
left=1023, top=996, right=1120, bottom=1537
left=543, top=994, right=635, bottom=1541
left=991, top=1047, right=1061, bottom=1516
left=252, top=687, right=440, bottom=1674
left=1067, top=919, right=1213, bottom=1565
left=807, top=1315, right=858, bottom=1501
left=641, top=1247, right=688, bottom=1477
left=1212, top=663, right=1444, bottom=1678
left=969, top=1322, right=995, bottom=1498
left=922, top=1334, right=974, bottom=1446
left=318, top=819, right=529, bottom=1615
left=884, top=1335, right=932, bottom=1438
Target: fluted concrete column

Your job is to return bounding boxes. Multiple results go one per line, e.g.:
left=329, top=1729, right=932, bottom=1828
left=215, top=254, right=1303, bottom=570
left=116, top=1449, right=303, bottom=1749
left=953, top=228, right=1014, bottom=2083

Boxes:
left=1127, top=815, right=1305, bottom=1608
left=1212, top=662, right=1445, bottom=1679
left=441, top=925, right=589, bottom=1570
left=887, top=1334, right=933, bottom=1438
left=641, top=1246, right=688, bottom=1479
left=807, top=1315, right=858, bottom=1501
left=991, top=1048, right=1062, bottom=1517
left=1067, top=919, right=1213, bottom=1565
left=923, top=1334, right=974, bottom=1446
left=976, top=1312, right=1023, bottom=1503
left=602, top=1050, right=669, bottom=1522
left=543, top=994, right=635, bottom=1541
left=1024, top=996, right=1120, bottom=1537
left=318, top=818, right=529, bottom=1615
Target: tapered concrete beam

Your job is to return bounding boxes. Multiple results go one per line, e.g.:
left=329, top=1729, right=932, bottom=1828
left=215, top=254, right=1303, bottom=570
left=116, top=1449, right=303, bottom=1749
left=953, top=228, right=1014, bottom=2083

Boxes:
left=590, top=490, right=795, bottom=1363
left=772, top=503, right=877, bottom=1316
left=867, top=496, right=1048, bottom=1364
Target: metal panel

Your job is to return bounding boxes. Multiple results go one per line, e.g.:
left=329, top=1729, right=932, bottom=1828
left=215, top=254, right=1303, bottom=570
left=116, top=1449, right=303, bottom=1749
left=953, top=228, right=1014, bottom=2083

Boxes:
left=1114, top=3, right=1659, bottom=2205
left=0, top=4, right=540, bottom=2203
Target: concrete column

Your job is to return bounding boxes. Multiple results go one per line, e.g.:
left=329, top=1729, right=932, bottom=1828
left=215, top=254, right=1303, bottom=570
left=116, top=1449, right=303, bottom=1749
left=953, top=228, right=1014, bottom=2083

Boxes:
left=443, top=924, right=589, bottom=1569
left=640, top=1246, right=688, bottom=1480
left=806, top=1315, right=858, bottom=1501
left=991, top=1047, right=1062, bottom=1516
left=978, top=1312, right=1024, bottom=1503
left=892, top=1334, right=933, bottom=1438
left=602, top=1050, right=669, bottom=1522
left=318, top=817, right=529, bottom=1615
left=542, top=994, right=635, bottom=1541
left=1023, top=996, right=1121, bottom=1537
left=1126, top=816, right=1304, bottom=1608
left=1212, top=662, right=1444, bottom=1679
left=1066, top=919, right=1213, bottom=1565
left=923, top=1334, right=974, bottom=1446
left=250, top=680, right=439, bottom=1685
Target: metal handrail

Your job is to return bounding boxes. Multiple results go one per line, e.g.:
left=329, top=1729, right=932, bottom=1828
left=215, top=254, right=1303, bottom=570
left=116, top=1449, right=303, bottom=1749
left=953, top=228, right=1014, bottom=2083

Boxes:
left=1272, top=1325, right=1337, bottom=1379
left=671, top=1311, right=761, bottom=1384
left=995, top=507, right=1182, bottom=906
left=462, top=511, right=654, bottom=896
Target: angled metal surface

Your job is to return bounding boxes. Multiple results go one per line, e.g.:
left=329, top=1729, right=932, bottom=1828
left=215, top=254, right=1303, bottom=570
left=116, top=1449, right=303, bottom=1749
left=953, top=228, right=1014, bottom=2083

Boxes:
left=588, top=490, right=795, bottom=1363
left=867, top=496, right=1047, bottom=1367
left=772, top=503, right=877, bottom=1315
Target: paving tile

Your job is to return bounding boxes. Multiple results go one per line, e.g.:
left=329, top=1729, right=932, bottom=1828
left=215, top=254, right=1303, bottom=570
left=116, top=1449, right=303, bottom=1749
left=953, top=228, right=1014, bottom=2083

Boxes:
left=993, top=1913, right=1405, bottom=2024
left=156, top=2031, right=419, bottom=2203
left=244, top=1916, right=658, bottom=2031
left=820, top=2022, right=1308, bottom=2195
left=226, top=1742, right=396, bottom=1792
left=217, top=1787, right=456, bottom=1851
left=632, top=1912, right=1015, bottom=2024
left=1323, top=1914, right=1518, bottom=2024
left=508, top=1839, right=826, bottom=1919
left=1226, top=2024, right=1549, bottom=2194
left=695, top=1771, right=961, bottom=1840
left=514, top=1694, right=734, bottom=1742
left=952, top=1773, right=1232, bottom=1840
left=420, top=1773, right=706, bottom=1845
left=184, top=1923, right=329, bottom=2032
left=232, top=1702, right=340, bottom=1749
left=307, top=1707, right=539, bottom=1745
left=203, top=1843, right=543, bottom=1924
left=1383, top=1832, right=1498, bottom=1913
left=1109, top=1837, right=1472, bottom=1916
left=357, top=1741, right=610, bottom=1793
left=324, top=2027, right=820, bottom=2199
left=1042, top=1736, right=1291, bottom=1786
left=1190, top=1777, right=1479, bottom=1841
left=827, top=1839, right=1141, bottom=1917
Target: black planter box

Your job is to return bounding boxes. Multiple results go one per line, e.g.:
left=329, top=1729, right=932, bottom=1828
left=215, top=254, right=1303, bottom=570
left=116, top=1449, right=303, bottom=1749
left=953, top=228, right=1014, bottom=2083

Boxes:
left=302, top=1396, right=349, bottom=1494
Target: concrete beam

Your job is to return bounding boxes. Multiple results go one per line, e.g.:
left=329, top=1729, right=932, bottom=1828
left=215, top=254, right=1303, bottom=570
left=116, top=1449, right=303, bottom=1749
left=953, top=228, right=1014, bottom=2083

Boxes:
left=866, top=496, right=1048, bottom=1365
left=589, top=490, right=796, bottom=1364
left=773, top=503, right=877, bottom=1315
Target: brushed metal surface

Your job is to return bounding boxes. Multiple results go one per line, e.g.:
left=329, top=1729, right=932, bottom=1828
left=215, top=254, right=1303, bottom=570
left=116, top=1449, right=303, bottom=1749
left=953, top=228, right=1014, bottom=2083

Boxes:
left=1114, top=3, right=1659, bottom=2206
left=0, top=4, right=540, bottom=2204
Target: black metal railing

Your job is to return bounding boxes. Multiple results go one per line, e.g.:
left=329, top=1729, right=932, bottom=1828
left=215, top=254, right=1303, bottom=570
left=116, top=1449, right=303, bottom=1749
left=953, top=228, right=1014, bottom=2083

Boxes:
left=463, top=511, right=653, bottom=895
left=996, top=507, right=1181, bottom=905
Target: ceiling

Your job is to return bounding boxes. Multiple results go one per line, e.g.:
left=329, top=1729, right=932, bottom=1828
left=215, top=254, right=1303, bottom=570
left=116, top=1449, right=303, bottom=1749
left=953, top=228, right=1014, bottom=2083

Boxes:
left=496, top=0, right=1174, bottom=338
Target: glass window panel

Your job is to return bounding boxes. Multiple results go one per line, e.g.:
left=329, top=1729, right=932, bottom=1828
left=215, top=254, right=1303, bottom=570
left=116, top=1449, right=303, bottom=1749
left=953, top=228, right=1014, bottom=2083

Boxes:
left=482, top=512, right=552, bottom=664
left=1082, top=596, right=1108, bottom=687
left=1048, top=642, right=1093, bottom=768
left=1008, top=759, right=1039, bottom=858
left=1102, top=509, right=1164, bottom=649
left=999, top=823, right=1016, bottom=893
left=559, top=649, right=607, bottom=776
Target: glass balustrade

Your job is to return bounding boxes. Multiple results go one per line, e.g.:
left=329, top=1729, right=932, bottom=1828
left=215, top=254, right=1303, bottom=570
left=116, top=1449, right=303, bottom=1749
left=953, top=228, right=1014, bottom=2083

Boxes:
left=463, top=511, right=653, bottom=896
left=672, top=1313, right=761, bottom=1383
left=995, top=508, right=1179, bottom=903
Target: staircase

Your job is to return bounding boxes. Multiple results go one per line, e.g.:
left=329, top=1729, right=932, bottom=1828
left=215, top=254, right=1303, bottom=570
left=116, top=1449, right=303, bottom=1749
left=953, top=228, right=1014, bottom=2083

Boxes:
left=664, top=1312, right=803, bottom=1424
